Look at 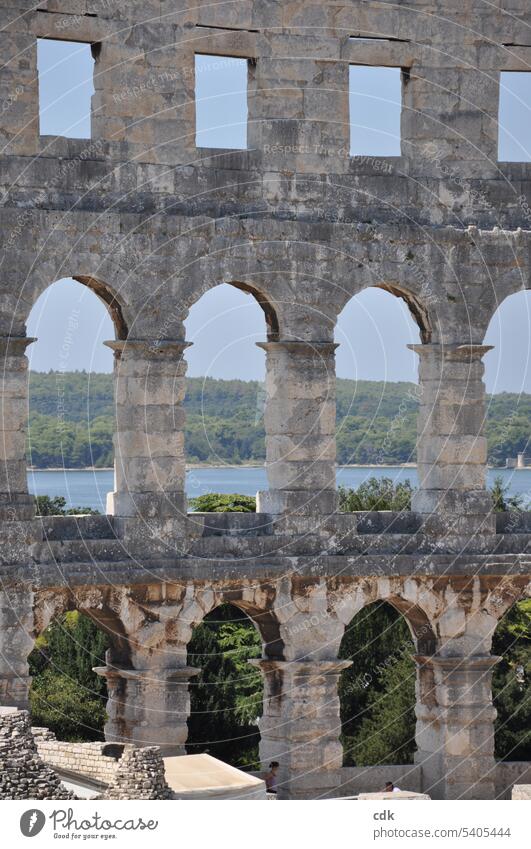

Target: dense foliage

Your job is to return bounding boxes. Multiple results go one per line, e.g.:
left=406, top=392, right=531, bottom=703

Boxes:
left=492, top=600, right=531, bottom=761
left=29, top=611, right=109, bottom=741
left=35, top=495, right=100, bottom=516
left=186, top=604, right=263, bottom=767
left=27, top=372, right=531, bottom=468
left=338, top=478, right=414, bottom=511
left=188, top=493, right=257, bottom=513
left=338, top=603, right=417, bottom=766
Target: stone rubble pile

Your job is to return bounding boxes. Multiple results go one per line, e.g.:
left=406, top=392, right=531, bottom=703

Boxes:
left=0, top=707, right=74, bottom=800
left=98, top=745, right=173, bottom=800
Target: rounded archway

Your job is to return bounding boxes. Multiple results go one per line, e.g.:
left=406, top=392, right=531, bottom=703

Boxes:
left=25, top=276, right=125, bottom=512
left=186, top=603, right=264, bottom=767
left=484, top=291, right=531, bottom=477
left=334, top=286, right=423, bottom=493
left=491, top=598, right=531, bottom=762
left=29, top=610, right=111, bottom=742
left=338, top=600, right=417, bottom=767
left=183, top=282, right=275, bottom=505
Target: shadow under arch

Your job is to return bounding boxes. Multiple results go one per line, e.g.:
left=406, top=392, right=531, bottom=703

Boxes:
left=203, top=591, right=284, bottom=660
left=182, top=277, right=280, bottom=342
left=375, top=282, right=432, bottom=344
left=71, top=275, right=128, bottom=340
left=24, top=274, right=129, bottom=341
left=383, top=595, right=437, bottom=656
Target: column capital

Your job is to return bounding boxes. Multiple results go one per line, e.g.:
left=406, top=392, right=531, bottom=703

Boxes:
left=93, top=665, right=201, bottom=681
left=0, top=336, right=36, bottom=356
left=250, top=658, right=352, bottom=676
left=104, top=339, right=192, bottom=360
left=408, top=343, right=493, bottom=360
left=413, top=654, right=502, bottom=672
left=256, top=340, right=338, bottom=355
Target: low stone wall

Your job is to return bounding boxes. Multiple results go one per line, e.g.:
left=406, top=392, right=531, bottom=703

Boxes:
left=495, top=762, right=531, bottom=799
left=335, top=765, right=423, bottom=797
left=512, top=784, right=531, bottom=799
left=33, top=728, right=121, bottom=785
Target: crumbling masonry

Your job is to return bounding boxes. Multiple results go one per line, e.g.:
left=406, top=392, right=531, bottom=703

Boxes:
left=1, top=0, right=531, bottom=800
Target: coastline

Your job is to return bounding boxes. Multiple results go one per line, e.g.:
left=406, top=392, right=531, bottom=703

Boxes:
left=27, top=462, right=513, bottom=472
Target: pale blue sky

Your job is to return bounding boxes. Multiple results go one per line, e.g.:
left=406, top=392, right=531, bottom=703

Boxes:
left=29, top=40, right=531, bottom=391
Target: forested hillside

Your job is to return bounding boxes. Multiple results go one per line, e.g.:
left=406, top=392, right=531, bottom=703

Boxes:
left=27, top=371, right=531, bottom=468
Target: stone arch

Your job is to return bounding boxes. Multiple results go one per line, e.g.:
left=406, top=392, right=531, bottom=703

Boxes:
left=193, top=588, right=284, bottom=661
left=337, top=598, right=419, bottom=767
left=182, top=278, right=279, bottom=342
left=24, top=274, right=129, bottom=341
left=329, top=580, right=438, bottom=658
left=33, top=588, right=132, bottom=667
left=185, top=600, right=265, bottom=765
left=489, top=593, right=531, bottom=763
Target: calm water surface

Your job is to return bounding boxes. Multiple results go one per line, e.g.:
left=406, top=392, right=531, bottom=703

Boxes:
left=27, top=466, right=531, bottom=512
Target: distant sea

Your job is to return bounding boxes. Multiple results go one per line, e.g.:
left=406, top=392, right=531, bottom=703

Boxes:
left=27, top=466, right=531, bottom=512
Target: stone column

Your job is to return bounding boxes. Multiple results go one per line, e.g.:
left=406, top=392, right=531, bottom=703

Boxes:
left=94, top=665, right=200, bottom=756
left=256, top=341, right=338, bottom=517
left=0, top=337, right=39, bottom=562
left=0, top=587, right=35, bottom=710
left=251, top=659, right=351, bottom=799
left=414, top=654, right=500, bottom=800
left=409, top=344, right=495, bottom=545
left=105, top=339, right=190, bottom=552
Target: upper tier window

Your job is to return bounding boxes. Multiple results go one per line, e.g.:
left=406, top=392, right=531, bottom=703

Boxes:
left=498, top=72, right=531, bottom=161
left=195, top=54, right=248, bottom=149
left=349, top=65, right=402, bottom=157
left=37, top=39, right=95, bottom=139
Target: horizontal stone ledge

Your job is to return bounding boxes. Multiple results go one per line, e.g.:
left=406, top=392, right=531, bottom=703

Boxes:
left=3, top=552, right=531, bottom=588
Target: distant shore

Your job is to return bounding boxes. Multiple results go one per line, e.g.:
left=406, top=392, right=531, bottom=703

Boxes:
left=27, top=462, right=516, bottom=472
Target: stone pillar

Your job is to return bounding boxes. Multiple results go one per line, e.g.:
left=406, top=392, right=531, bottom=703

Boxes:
left=414, top=654, right=500, bottom=800
left=105, top=339, right=190, bottom=552
left=256, top=341, right=338, bottom=517
left=0, top=337, right=39, bottom=563
left=0, top=588, right=35, bottom=710
left=409, top=343, right=495, bottom=545
left=251, top=659, right=351, bottom=799
left=94, top=665, right=200, bottom=756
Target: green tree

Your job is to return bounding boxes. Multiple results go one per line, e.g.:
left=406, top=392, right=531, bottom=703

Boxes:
left=29, top=611, right=109, bottom=741
left=338, top=602, right=416, bottom=766
left=187, top=604, right=263, bottom=767
left=490, top=476, right=525, bottom=512
left=346, top=652, right=416, bottom=766
left=492, top=600, right=531, bottom=761
left=189, top=493, right=256, bottom=512
left=338, top=477, right=414, bottom=511
left=35, top=495, right=99, bottom=516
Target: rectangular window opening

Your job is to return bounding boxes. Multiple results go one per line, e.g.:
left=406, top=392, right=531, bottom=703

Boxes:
left=195, top=54, right=248, bottom=150
left=498, top=71, right=531, bottom=162
left=349, top=65, right=402, bottom=157
left=37, top=38, right=95, bottom=139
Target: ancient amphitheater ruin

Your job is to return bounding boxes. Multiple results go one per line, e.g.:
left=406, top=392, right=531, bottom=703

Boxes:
left=1, top=0, right=530, bottom=800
